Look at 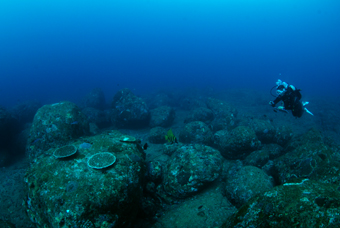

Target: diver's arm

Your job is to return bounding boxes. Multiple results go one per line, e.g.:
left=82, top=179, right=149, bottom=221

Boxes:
left=270, top=96, right=282, bottom=107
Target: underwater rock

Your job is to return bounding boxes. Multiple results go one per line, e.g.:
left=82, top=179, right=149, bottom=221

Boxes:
left=146, top=160, right=163, bottom=183
left=179, top=97, right=206, bottom=111
left=24, top=132, right=146, bottom=228
left=244, top=144, right=284, bottom=168
left=273, top=124, right=293, bottom=146
left=146, top=93, right=171, bottom=109
left=206, top=97, right=238, bottom=131
left=248, top=118, right=276, bottom=144
left=212, top=129, right=229, bottom=149
left=223, top=165, right=274, bottom=208
left=273, top=136, right=337, bottom=185
left=215, top=126, right=261, bottom=160
left=184, top=107, right=214, bottom=124
left=210, top=115, right=237, bottom=132
left=151, top=183, right=237, bottom=228
left=140, top=196, right=159, bottom=218
left=149, top=106, right=175, bottom=128
left=179, top=121, right=213, bottom=146
left=148, top=127, right=167, bottom=144
left=162, top=144, right=222, bottom=198
left=111, top=88, right=150, bottom=128
left=26, top=101, right=89, bottom=161
left=285, top=127, right=322, bottom=152
left=0, top=219, right=15, bottom=228
left=82, top=87, right=106, bottom=110
left=221, top=179, right=340, bottom=227
left=81, top=107, right=111, bottom=129
left=10, top=100, right=42, bottom=125
left=162, top=142, right=181, bottom=156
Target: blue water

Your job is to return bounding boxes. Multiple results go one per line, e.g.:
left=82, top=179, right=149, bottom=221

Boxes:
left=1, top=0, right=339, bottom=107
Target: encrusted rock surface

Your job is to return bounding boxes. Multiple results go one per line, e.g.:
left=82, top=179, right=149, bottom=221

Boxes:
left=111, top=88, right=150, bottom=128
left=215, top=126, right=260, bottom=159
left=247, top=118, right=276, bottom=144
left=184, top=107, right=214, bottom=124
left=26, top=101, right=89, bottom=161
left=222, top=179, right=340, bottom=228
left=148, top=127, right=167, bottom=144
left=149, top=106, right=175, bottom=128
left=162, top=144, right=222, bottom=198
left=273, top=129, right=338, bottom=185
left=224, top=165, right=274, bottom=208
left=179, top=121, right=213, bottom=146
left=24, top=131, right=146, bottom=228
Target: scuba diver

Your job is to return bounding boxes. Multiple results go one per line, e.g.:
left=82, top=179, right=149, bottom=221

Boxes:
left=269, top=79, right=313, bottom=118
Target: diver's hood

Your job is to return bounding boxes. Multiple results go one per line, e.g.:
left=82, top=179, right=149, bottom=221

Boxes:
left=276, top=79, right=288, bottom=89
left=276, top=79, right=288, bottom=95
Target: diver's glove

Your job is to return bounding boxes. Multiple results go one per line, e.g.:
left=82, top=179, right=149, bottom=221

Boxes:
left=269, top=101, right=275, bottom=107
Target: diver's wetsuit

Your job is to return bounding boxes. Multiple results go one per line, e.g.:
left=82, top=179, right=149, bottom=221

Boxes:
left=271, top=86, right=304, bottom=117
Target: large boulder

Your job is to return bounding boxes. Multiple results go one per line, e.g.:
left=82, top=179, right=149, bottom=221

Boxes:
left=214, top=126, right=261, bottom=160
left=222, top=179, right=340, bottom=227
left=273, top=133, right=337, bottom=185
left=146, top=93, right=171, bottom=109
left=26, top=101, right=89, bottom=161
left=244, top=143, right=284, bottom=168
left=111, top=88, right=150, bottom=128
left=149, top=106, right=175, bottom=128
left=148, top=127, right=167, bottom=144
left=273, top=125, right=293, bottom=147
left=179, top=121, right=213, bottom=146
left=82, top=87, right=106, bottom=110
left=224, top=165, right=274, bottom=208
left=247, top=119, right=276, bottom=144
left=184, top=107, right=214, bottom=124
left=162, top=144, right=222, bottom=198
left=24, top=131, right=146, bottom=228
left=206, top=97, right=238, bottom=132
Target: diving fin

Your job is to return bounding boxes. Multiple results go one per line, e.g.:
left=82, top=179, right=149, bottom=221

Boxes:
left=302, top=101, right=313, bottom=116
left=304, top=108, right=314, bottom=116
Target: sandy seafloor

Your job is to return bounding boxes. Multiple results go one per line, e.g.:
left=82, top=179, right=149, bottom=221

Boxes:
left=0, top=88, right=339, bottom=227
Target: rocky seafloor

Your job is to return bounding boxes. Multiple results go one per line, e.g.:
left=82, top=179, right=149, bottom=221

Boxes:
left=0, top=88, right=340, bottom=227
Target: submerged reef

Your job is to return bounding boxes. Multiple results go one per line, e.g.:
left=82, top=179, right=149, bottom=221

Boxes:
left=222, top=179, right=340, bottom=227
left=2, top=87, right=340, bottom=227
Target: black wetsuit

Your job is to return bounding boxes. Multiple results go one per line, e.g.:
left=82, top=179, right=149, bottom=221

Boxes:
left=271, top=86, right=303, bottom=117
